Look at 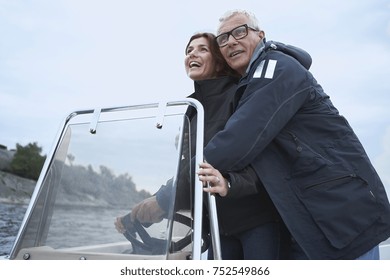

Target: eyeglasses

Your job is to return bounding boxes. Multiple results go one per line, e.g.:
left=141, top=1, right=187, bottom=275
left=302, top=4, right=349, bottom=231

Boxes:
left=215, top=24, right=258, bottom=47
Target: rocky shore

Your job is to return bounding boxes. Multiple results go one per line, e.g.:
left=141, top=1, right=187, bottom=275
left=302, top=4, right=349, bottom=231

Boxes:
left=0, top=147, right=35, bottom=204
left=0, top=170, right=35, bottom=205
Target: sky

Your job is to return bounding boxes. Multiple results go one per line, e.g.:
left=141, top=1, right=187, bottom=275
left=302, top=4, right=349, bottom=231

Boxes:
left=0, top=0, right=389, bottom=191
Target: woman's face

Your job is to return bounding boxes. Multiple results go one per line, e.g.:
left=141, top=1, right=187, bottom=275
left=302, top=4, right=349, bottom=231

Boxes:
left=185, top=37, right=218, bottom=81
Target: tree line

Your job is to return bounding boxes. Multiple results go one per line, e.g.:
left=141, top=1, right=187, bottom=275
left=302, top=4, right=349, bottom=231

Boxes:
left=3, top=142, right=46, bottom=181
left=2, top=142, right=150, bottom=207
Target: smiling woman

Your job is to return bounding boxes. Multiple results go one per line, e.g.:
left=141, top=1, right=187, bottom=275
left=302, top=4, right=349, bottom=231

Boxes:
left=185, top=37, right=217, bottom=80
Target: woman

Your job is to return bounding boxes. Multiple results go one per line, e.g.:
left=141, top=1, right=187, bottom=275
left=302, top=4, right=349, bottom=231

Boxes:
left=116, top=32, right=284, bottom=259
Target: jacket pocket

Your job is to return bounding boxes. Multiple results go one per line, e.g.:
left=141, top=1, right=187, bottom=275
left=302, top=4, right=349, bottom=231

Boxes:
left=294, top=172, right=379, bottom=249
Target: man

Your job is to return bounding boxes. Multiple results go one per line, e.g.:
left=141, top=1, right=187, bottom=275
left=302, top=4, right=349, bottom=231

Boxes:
left=201, top=10, right=390, bottom=259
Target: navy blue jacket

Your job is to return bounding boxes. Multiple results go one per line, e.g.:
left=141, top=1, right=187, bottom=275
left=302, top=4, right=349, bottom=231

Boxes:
left=204, top=40, right=390, bottom=259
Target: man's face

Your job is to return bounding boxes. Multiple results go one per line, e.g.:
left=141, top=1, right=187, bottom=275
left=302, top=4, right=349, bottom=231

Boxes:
left=217, top=14, right=263, bottom=76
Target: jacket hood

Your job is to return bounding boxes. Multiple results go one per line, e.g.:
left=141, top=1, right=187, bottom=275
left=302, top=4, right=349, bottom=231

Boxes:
left=265, top=40, right=312, bottom=70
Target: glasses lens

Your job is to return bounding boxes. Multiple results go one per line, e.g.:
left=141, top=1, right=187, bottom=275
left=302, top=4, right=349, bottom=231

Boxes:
left=216, top=25, right=250, bottom=47
left=216, top=34, right=228, bottom=47
left=232, top=25, right=248, bottom=40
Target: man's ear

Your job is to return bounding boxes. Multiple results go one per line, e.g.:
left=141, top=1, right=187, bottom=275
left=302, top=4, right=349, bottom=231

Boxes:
left=258, top=30, right=265, bottom=40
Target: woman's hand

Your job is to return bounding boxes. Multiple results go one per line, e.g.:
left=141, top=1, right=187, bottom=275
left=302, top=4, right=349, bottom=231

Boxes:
left=198, top=162, right=229, bottom=197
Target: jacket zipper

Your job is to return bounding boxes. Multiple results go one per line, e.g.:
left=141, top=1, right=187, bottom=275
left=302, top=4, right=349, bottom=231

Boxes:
left=304, top=173, right=356, bottom=190
left=288, top=131, right=333, bottom=164
left=303, top=173, right=376, bottom=199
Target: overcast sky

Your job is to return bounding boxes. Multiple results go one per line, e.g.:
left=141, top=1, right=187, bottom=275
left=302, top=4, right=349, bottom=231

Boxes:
left=0, top=0, right=389, bottom=190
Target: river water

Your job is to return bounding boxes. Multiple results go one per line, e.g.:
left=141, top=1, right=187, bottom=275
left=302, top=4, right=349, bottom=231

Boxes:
left=0, top=203, right=27, bottom=257
left=0, top=202, right=169, bottom=258
left=0, top=202, right=129, bottom=257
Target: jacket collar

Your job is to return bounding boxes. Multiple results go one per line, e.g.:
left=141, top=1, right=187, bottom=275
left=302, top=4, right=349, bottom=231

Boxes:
left=245, top=39, right=266, bottom=75
left=190, top=76, right=238, bottom=102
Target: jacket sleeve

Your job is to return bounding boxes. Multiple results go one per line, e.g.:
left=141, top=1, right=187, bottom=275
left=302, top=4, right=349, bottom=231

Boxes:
left=204, top=52, right=311, bottom=172
left=155, top=178, right=174, bottom=213
left=224, top=165, right=263, bottom=198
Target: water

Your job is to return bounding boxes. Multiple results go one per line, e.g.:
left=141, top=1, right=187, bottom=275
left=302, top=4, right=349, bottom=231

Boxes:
left=0, top=203, right=134, bottom=256
left=0, top=202, right=171, bottom=258
left=0, top=203, right=28, bottom=257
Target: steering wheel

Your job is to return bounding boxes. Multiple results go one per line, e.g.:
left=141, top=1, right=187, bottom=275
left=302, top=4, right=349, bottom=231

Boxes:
left=121, top=212, right=210, bottom=255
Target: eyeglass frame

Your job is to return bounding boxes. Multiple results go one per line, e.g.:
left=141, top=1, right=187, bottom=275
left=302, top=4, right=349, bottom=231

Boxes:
left=215, top=24, right=259, bottom=47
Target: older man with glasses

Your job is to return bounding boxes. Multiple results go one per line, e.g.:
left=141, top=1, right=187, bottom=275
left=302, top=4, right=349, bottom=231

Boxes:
left=200, top=9, right=390, bottom=260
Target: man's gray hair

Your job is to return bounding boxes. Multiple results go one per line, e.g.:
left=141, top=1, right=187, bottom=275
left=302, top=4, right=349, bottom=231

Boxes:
left=217, top=10, right=260, bottom=33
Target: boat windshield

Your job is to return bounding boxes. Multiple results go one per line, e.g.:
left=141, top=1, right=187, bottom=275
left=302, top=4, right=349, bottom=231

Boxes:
left=10, top=102, right=201, bottom=260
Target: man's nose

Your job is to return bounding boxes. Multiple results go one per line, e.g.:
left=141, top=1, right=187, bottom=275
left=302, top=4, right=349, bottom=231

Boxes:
left=226, top=34, right=237, bottom=46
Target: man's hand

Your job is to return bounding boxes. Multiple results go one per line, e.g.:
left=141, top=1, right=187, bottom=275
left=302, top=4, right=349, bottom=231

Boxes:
left=130, top=196, right=166, bottom=224
left=115, top=196, right=166, bottom=234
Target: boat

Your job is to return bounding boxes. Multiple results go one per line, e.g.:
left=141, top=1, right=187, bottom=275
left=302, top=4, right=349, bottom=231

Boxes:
left=3, top=99, right=390, bottom=260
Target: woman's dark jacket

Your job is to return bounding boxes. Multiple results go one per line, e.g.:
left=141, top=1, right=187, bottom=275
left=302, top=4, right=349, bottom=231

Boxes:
left=203, top=40, right=390, bottom=259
